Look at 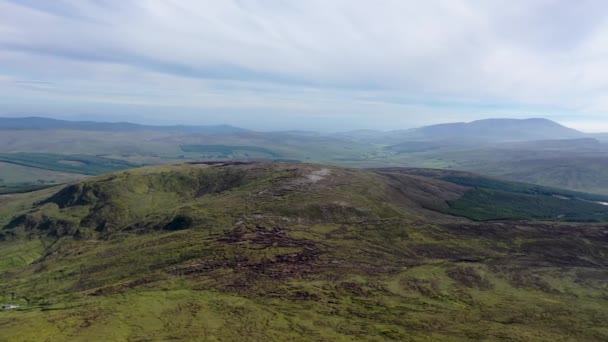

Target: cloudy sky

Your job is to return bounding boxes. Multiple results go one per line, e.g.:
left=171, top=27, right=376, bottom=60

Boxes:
left=1, top=0, right=608, bottom=131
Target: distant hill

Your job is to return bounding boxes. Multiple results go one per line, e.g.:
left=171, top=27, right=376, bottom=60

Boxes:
left=404, top=118, right=585, bottom=142
left=0, top=116, right=592, bottom=142
left=0, top=116, right=247, bottom=134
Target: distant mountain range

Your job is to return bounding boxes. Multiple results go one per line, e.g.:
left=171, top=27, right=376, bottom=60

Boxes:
left=408, top=118, right=585, bottom=142
left=0, top=116, right=598, bottom=143
left=1, top=115, right=608, bottom=196
left=0, top=116, right=247, bottom=134
left=338, top=118, right=594, bottom=144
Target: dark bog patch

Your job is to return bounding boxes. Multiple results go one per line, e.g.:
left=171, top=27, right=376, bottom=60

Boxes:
left=6, top=212, right=78, bottom=237
left=335, top=282, right=374, bottom=297
left=447, top=266, right=493, bottom=290
left=409, top=244, right=483, bottom=260
left=521, top=239, right=605, bottom=267
left=195, top=169, right=246, bottom=196
left=4, top=214, right=26, bottom=229
left=164, top=215, right=193, bottom=231
left=40, top=183, right=106, bottom=208
left=302, top=203, right=375, bottom=223
left=289, top=290, right=320, bottom=301
left=505, top=271, right=559, bottom=294
left=399, top=278, right=442, bottom=298
left=168, top=226, right=322, bottom=284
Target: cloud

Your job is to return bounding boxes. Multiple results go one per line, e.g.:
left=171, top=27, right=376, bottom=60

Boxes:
left=0, top=0, right=607, bottom=130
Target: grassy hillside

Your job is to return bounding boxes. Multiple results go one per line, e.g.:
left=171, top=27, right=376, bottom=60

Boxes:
left=471, top=157, right=608, bottom=195
left=442, top=174, right=608, bottom=221
left=0, top=163, right=607, bottom=341
left=375, top=141, right=608, bottom=195
left=0, top=153, right=138, bottom=175
left=379, top=168, right=608, bottom=222
left=0, top=161, right=86, bottom=185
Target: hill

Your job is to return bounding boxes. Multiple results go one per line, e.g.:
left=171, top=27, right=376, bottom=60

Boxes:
left=404, top=118, right=584, bottom=142
left=455, top=156, right=608, bottom=196
left=380, top=138, right=608, bottom=195
left=0, top=162, right=607, bottom=341
left=0, top=116, right=247, bottom=134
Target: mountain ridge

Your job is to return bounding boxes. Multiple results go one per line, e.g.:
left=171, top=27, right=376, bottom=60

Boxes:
left=406, top=117, right=585, bottom=142
left=0, top=116, right=248, bottom=134
left=0, top=116, right=594, bottom=138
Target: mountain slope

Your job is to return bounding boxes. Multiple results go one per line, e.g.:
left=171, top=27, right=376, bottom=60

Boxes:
left=406, top=118, right=584, bottom=142
left=0, top=163, right=607, bottom=341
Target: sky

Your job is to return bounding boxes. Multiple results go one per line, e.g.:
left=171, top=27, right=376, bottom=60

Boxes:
left=1, top=0, right=608, bottom=131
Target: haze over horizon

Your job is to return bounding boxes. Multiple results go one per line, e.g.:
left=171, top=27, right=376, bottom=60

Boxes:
left=0, top=115, right=598, bottom=135
left=1, top=1, right=608, bottom=131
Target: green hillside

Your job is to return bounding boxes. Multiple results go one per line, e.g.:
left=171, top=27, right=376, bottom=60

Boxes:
left=470, top=157, right=608, bottom=195
left=0, top=163, right=607, bottom=341
left=378, top=142, right=608, bottom=196
left=379, top=167, right=608, bottom=221
left=0, top=153, right=138, bottom=175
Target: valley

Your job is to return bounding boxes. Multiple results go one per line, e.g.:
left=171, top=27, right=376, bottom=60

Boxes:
left=3, top=117, right=608, bottom=196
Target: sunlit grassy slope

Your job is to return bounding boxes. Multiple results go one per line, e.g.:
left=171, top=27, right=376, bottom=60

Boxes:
left=0, top=163, right=607, bottom=341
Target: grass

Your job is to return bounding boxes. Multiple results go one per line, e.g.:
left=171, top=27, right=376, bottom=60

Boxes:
left=1, top=224, right=606, bottom=341
left=0, top=163, right=607, bottom=340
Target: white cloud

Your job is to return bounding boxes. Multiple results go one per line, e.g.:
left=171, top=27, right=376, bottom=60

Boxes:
left=1, top=0, right=608, bottom=130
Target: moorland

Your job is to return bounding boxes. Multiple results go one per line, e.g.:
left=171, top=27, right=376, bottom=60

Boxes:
left=1, top=117, right=608, bottom=340
left=1, top=161, right=607, bottom=340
